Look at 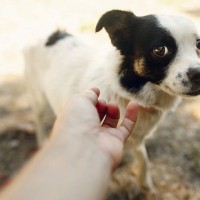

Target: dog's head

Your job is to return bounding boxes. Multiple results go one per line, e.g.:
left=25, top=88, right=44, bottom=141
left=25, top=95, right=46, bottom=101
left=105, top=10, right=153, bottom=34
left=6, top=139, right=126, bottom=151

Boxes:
left=96, top=10, right=200, bottom=97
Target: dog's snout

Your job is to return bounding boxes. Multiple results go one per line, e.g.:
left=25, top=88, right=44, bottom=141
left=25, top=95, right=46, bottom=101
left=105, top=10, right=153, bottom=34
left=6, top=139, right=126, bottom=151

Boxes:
left=187, top=67, right=200, bottom=84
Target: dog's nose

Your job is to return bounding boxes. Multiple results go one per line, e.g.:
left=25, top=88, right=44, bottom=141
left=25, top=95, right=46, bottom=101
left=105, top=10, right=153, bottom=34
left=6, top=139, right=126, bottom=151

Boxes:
left=187, top=67, right=200, bottom=84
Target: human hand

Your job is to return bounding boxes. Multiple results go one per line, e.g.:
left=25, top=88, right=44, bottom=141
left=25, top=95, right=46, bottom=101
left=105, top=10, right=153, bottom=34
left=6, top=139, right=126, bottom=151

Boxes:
left=52, top=88, right=138, bottom=170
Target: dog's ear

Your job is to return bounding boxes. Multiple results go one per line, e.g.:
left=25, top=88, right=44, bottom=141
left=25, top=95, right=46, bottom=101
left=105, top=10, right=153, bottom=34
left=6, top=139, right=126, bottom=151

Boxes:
left=96, top=10, right=136, bottom=54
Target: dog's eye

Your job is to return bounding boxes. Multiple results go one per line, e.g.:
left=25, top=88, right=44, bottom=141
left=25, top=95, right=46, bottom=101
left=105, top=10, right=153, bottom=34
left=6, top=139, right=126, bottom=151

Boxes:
left=152, top=46, right=169, bottom=57
left=196, top=39, right=200, bottom=50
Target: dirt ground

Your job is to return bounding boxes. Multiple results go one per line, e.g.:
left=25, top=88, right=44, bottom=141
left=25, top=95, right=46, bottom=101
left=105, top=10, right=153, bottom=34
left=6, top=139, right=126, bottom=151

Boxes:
left=0, top=0, right=200, bottom=199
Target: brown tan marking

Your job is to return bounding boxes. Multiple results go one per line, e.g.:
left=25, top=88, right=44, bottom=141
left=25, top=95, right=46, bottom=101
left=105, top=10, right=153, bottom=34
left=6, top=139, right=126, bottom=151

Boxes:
left=134, top=58, right=145, bottom=76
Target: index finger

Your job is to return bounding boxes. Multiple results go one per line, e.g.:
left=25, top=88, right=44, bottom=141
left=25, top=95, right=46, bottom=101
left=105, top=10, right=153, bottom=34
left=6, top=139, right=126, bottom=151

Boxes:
left=118, top=101, right=138, bottom=142
left=83, top=88, right=100, bottom=105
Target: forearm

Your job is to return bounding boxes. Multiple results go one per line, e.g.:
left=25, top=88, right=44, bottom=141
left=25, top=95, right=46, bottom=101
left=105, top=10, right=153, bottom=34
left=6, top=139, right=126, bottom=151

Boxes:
left=0, top=134, right=112, bottom=200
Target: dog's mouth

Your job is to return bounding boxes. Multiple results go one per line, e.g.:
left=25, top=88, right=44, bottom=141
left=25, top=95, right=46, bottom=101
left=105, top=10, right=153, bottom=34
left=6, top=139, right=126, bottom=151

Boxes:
left=160, top=85, right=200, bottom=97
left=184, top=89, right=200, bottom=96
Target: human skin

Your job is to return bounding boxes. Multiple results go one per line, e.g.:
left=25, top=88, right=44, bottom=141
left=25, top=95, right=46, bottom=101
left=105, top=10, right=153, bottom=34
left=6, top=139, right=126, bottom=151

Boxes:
left=0, top=88, right=138, bottom=200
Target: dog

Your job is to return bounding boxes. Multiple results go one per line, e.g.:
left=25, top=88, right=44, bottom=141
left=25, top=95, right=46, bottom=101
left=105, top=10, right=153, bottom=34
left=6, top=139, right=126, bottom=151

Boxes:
left=24, top=10, right=200, bottom=194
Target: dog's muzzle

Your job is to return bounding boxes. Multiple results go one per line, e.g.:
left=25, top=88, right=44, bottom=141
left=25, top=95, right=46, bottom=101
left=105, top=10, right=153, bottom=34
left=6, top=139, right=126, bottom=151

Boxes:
left=186, top=66, right=200, bottom=96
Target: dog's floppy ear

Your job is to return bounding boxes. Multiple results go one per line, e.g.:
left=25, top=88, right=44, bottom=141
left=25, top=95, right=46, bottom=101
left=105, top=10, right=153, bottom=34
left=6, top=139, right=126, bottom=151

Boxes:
left=96, top=10, right=135, bottom=54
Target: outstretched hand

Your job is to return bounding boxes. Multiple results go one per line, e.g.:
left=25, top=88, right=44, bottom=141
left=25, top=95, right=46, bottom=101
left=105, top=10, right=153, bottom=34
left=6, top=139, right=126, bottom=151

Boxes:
left=53, top=88, right=138, bottom=169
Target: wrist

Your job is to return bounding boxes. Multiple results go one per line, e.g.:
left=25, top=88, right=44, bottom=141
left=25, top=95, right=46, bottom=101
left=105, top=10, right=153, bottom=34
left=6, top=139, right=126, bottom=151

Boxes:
left=49, top=132, right=112, bottom=200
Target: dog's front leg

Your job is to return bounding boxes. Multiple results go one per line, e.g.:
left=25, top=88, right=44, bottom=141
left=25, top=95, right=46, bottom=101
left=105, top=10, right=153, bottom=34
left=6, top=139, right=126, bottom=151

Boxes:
left=106, top=109, right=163, bottom=199
left=131, top=109, right=163, bottom=189
left=133, top=144, right=154, bottom=190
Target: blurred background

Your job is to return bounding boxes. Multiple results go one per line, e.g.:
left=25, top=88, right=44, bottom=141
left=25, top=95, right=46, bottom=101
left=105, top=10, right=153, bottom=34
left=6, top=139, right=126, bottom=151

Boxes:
left=0, top=0, right=200, bottom=199
left=1, top=0, right=200, bottom=77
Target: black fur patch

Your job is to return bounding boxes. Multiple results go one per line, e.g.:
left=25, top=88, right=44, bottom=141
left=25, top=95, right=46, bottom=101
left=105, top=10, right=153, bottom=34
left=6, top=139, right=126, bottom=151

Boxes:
left=96, top=10, right=135, bottom=55
left=45, top=30, right=72, bottom=46
left=96, top=10, right=178, bottom=93
left=120, top=17, right=177, bottom=93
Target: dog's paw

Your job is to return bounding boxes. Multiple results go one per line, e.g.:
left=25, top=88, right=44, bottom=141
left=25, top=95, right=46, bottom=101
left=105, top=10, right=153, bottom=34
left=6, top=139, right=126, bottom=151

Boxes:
left=107, top=180, right=161, bottom=200
left=107, top=188, right=145, bottom=200
left=106, top=151, right=161, bottom=200
left=106, top=152, right=146, bottom=200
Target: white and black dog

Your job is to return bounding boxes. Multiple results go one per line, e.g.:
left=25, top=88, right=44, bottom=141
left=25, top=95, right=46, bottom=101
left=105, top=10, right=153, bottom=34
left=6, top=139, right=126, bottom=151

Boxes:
left=24, top=10, right=200, bottom=191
